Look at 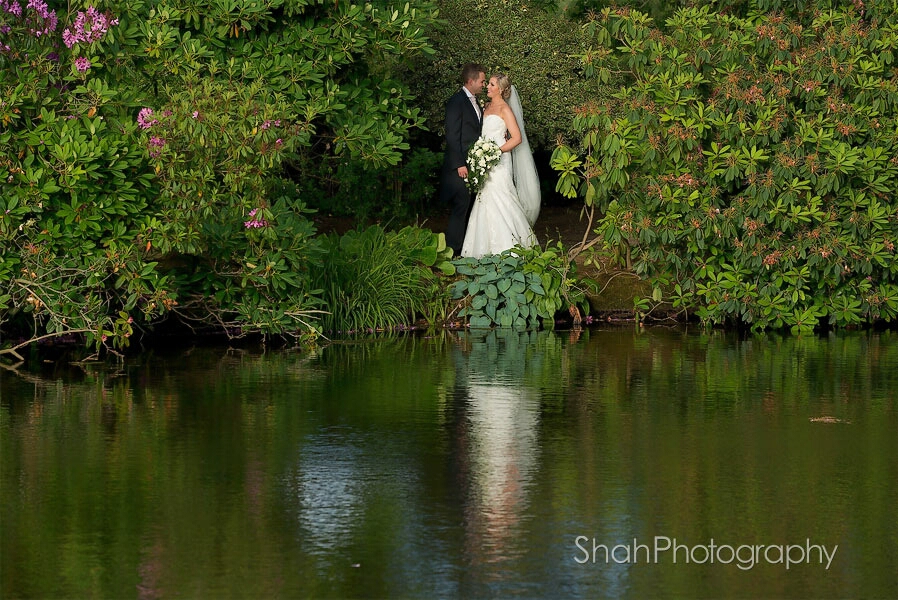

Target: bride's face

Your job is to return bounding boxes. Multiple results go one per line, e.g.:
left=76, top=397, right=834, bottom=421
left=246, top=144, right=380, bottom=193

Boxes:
left=486, top=77, right=500, bottom=100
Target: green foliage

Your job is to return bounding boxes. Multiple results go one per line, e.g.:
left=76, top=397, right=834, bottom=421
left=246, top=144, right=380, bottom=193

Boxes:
left=309, top=225, right=451, bottom=334
left=565, top=0, right=681, bottom=25
left=140, top=77, right=298, bottom=255
left=297, top=148, right=443, bottom=226
left=1, top=0, right=168, bottom=352
left=411, top=0, right=605, bottom=152
left=692, top=0, right=898, bottom=22
left=403, top=226, right=457, bottom=327
left=404, top=226, right=456, bottom=277
left=170, top=189, right=324, bottom=341
left=450, top=242, right=591, bottom=329
left=1, top=0, right=442, bottom=355
left=555, top=5, right=898, bottom=331
left=114, top=0, right=440, bottom=168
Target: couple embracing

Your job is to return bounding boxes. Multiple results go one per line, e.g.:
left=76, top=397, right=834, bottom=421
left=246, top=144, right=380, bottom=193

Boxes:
left=441, top=63, right=540, bottom=259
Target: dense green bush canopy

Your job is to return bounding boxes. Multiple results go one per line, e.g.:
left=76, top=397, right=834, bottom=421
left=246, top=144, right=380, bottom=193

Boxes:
left=412, top=0, right=603, bottom=152
left=554, top=2, right=898, bottom=330
left=0, top=0, right=440, bottom=352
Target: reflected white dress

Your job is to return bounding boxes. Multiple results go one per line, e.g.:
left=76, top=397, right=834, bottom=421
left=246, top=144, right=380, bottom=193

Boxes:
left=460, top=114, right=538, bottom=258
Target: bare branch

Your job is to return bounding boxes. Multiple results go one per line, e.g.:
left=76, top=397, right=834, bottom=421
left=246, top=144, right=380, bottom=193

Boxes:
left=0, top=328, right=95, bottom=359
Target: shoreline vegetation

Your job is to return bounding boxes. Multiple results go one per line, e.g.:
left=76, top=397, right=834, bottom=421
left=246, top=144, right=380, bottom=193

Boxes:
left=2, top=213, right=894, bottom=367
left=3, top=1, right=896, bottom=364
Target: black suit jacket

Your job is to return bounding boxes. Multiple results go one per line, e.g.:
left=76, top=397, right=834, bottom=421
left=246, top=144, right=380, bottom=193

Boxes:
left=443, top=89, right=482, bottom=172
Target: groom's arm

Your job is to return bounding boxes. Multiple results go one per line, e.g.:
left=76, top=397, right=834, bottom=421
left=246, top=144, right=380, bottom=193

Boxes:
left=444, top=96, right=466, bottom=172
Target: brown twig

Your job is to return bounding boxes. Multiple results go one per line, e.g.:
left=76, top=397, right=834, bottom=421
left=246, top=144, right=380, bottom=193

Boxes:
left=0, top=328, right=95, bottom=361
left=566, top=204, right=598, bottom=262
left=596, top=270, right=639, bottom=296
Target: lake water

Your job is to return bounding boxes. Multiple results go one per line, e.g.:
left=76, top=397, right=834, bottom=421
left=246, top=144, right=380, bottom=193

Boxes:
left=2, top=327, right=896, bottom=598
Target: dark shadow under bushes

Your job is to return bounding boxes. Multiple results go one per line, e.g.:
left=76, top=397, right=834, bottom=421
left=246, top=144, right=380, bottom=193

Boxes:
left=294, top=149, right=443, bottom=227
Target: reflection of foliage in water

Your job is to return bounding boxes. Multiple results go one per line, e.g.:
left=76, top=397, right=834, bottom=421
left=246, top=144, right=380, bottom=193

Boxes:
left=573, top=329, right=898, bottom=412
left=2, top=330, right=897, bottom=598
left=455, top=328, right=575, bottom=387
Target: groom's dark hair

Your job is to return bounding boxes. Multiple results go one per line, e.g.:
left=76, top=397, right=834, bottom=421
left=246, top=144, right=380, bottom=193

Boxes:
left=460, top=63, right=486, bottom=84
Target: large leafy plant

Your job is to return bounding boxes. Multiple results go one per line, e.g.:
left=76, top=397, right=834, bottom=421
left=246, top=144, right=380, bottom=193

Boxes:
left=450, top=243, right=591, bottom=329
left=553, top=4, right=898, bottom=331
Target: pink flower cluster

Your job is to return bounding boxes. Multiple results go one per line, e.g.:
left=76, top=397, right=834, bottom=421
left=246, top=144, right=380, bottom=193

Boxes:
left=244, top=208, right=268, bottom=229
left=148, top=136, right=165, bottom=158
left=260, top=119, right=281, bottom=130
left=74, top=56, right=90, bottom=72
left=137, top=107, right=157, bottom=129
left=21, top=0, right=57, bottom=37
left=62, top=6, right=118, bottom=48
left=1, top=0, right=22, bottom=17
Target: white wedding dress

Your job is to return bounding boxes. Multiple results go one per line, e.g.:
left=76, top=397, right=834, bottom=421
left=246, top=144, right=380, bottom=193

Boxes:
left=460, top=114, right=538, bottom=259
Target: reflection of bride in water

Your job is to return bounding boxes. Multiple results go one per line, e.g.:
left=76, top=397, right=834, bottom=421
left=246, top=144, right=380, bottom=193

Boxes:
left=451, top=330, right=543, bottom=566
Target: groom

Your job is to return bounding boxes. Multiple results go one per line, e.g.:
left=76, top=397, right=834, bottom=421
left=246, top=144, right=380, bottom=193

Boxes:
left=441, top=63, right=486, bottom=256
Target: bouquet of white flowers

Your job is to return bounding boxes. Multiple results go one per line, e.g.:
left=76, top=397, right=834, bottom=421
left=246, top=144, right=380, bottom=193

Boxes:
left=465, top=137, right=502, bottom=193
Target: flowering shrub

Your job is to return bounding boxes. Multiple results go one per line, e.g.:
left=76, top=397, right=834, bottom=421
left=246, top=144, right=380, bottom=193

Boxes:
left=244, top=209, right=268, bottom=229
left=465, top=137, right=502, bottom=192
left=1, top=0, right=441, bottom=357
left=62, top=6, right=116, bottom=47
left=554, top=4, right=898, bottom=331
left=0, top=1, right=169, bottom=354
left=116, top=0, right=439, bottom=339
left=136, top=108, right=156, bottom=129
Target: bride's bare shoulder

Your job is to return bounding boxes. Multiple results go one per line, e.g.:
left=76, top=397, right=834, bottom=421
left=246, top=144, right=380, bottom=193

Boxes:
left=500, top=104, right=518, bottom=126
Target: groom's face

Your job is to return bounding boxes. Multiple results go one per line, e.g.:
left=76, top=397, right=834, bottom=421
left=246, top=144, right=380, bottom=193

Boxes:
left=466, top=72, right=485, bottom=95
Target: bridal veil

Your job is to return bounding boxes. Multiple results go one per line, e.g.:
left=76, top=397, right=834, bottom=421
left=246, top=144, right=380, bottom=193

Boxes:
left=508, top=85, right=540, bottom=226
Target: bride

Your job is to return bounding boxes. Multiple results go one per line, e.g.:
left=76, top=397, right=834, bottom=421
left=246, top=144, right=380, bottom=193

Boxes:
left=460, top=73, right=540, bottom=259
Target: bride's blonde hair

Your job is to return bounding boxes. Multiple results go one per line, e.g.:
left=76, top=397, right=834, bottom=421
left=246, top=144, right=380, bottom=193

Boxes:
left=492, top=72, right=512, bottom=100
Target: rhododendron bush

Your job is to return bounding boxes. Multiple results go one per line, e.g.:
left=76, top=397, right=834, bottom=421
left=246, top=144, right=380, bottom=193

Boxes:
left=554, top=2, right=898, bottom=330
left=0, top=0, right=438, bottom=354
